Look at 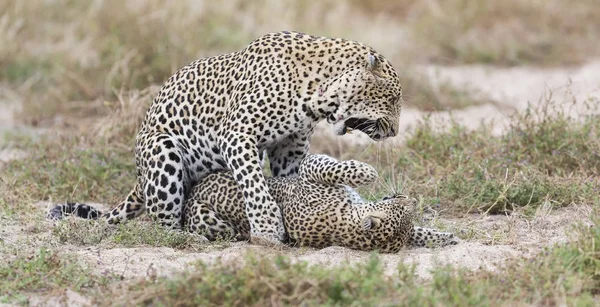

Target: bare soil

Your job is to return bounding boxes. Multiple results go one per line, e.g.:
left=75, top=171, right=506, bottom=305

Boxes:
left=37, top=203, right=587, bottom=282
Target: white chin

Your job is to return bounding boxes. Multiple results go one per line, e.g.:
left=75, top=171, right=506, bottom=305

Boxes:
left=331, top=120, right=346, bottom=135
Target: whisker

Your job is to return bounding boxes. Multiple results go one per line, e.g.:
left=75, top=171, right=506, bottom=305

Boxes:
left=357, top=141, right=374, bottom=160
left=355, top=122, right=377, bottom=130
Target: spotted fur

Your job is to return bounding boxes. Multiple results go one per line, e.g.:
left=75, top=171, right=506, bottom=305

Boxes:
left=58, top=31, right=404, bottom=244
left=49, top=154, right=457, bottom=252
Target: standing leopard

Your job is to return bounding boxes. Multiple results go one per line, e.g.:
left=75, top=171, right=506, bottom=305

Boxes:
left=49, top=155, right=457, bottom=252
left=67, top=31, right=403, bottom=245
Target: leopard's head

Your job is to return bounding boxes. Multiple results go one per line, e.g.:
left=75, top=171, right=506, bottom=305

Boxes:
left=360, top=194, right=416, bottom=253
left=321, top=52, right=403, bottom=141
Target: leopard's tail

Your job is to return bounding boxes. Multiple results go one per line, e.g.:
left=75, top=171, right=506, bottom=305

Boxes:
left=47, top=202, right=104, bottom=220
left=47, top=185, right=145, bottom=224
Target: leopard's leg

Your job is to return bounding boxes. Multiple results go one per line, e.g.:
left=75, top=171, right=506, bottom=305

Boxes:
left=138, top=132, right=189, bottom=230
left=184, top=200, right=248, bottom=241
left=297, top=154, right=378, bottom=188
left=267, top=130, right=312, bottom=177
left=409, top=226, right=458, bottom=248
left=219, top=131, right=285, bottom=244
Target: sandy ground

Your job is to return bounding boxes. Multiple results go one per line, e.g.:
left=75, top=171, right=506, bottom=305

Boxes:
left=36, top=202, right=588, bottom=282
left=1, top=61, right=599, bottom=302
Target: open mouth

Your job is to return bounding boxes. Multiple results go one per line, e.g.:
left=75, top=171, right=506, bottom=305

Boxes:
left=343, top=118, right=378, bottom=135
left=339, top=117, right=396, bottom=141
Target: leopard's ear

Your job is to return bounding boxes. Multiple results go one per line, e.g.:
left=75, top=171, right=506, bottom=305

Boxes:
left=366, top=53, right=380, bottom=72
left=362, top=212, right=384, bottom=231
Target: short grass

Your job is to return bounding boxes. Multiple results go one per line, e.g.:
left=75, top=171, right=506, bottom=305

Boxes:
left=50, top=218, right=227, bottom=252
left=95, top=222, right=599, bottom=306
left=0, top=247, right=120, bottom=304
left=1, top=134, right=135, bottom=213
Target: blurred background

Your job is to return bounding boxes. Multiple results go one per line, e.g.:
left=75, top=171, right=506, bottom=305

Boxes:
left=2, top=0, right=599, bottom=133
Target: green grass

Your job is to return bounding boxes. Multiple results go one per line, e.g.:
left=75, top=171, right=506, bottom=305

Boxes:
left=0, top=247, right=119, bottom=304
left=96, top=222, right=600, bottom=306
left=2, top=135, right=135, bottom=209
left=358, top=100, right=600, bottom=215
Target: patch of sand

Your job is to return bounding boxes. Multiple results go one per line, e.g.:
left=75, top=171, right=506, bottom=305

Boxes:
left=61, top=203, right=592, bottom=282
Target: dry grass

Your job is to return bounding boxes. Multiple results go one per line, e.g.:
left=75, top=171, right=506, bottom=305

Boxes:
left=0, top=247, right=119, bottom=304
left=51, top=218, right=223, bottom=251
left=90, top=86, right=160, bottom=146
left=2, top=0, right=593, bottom=128
left=406, top=0, right=600, bottom=65
left=0, top=0, right=495, bottom=129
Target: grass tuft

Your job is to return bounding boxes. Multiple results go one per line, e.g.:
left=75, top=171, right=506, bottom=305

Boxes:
left=51, top=218, right=221, bottom=251
left=0, top=247, right=118, bottom=304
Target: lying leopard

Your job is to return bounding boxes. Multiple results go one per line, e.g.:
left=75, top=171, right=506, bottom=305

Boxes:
left=100, top=31, right=404, bottom=245
left=49, top=155, right=457, bottom=252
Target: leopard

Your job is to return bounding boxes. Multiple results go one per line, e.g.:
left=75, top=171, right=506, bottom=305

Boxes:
left=59, top=31, right=405, bottom=245
left=49, top=154, right=458, bottom=252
